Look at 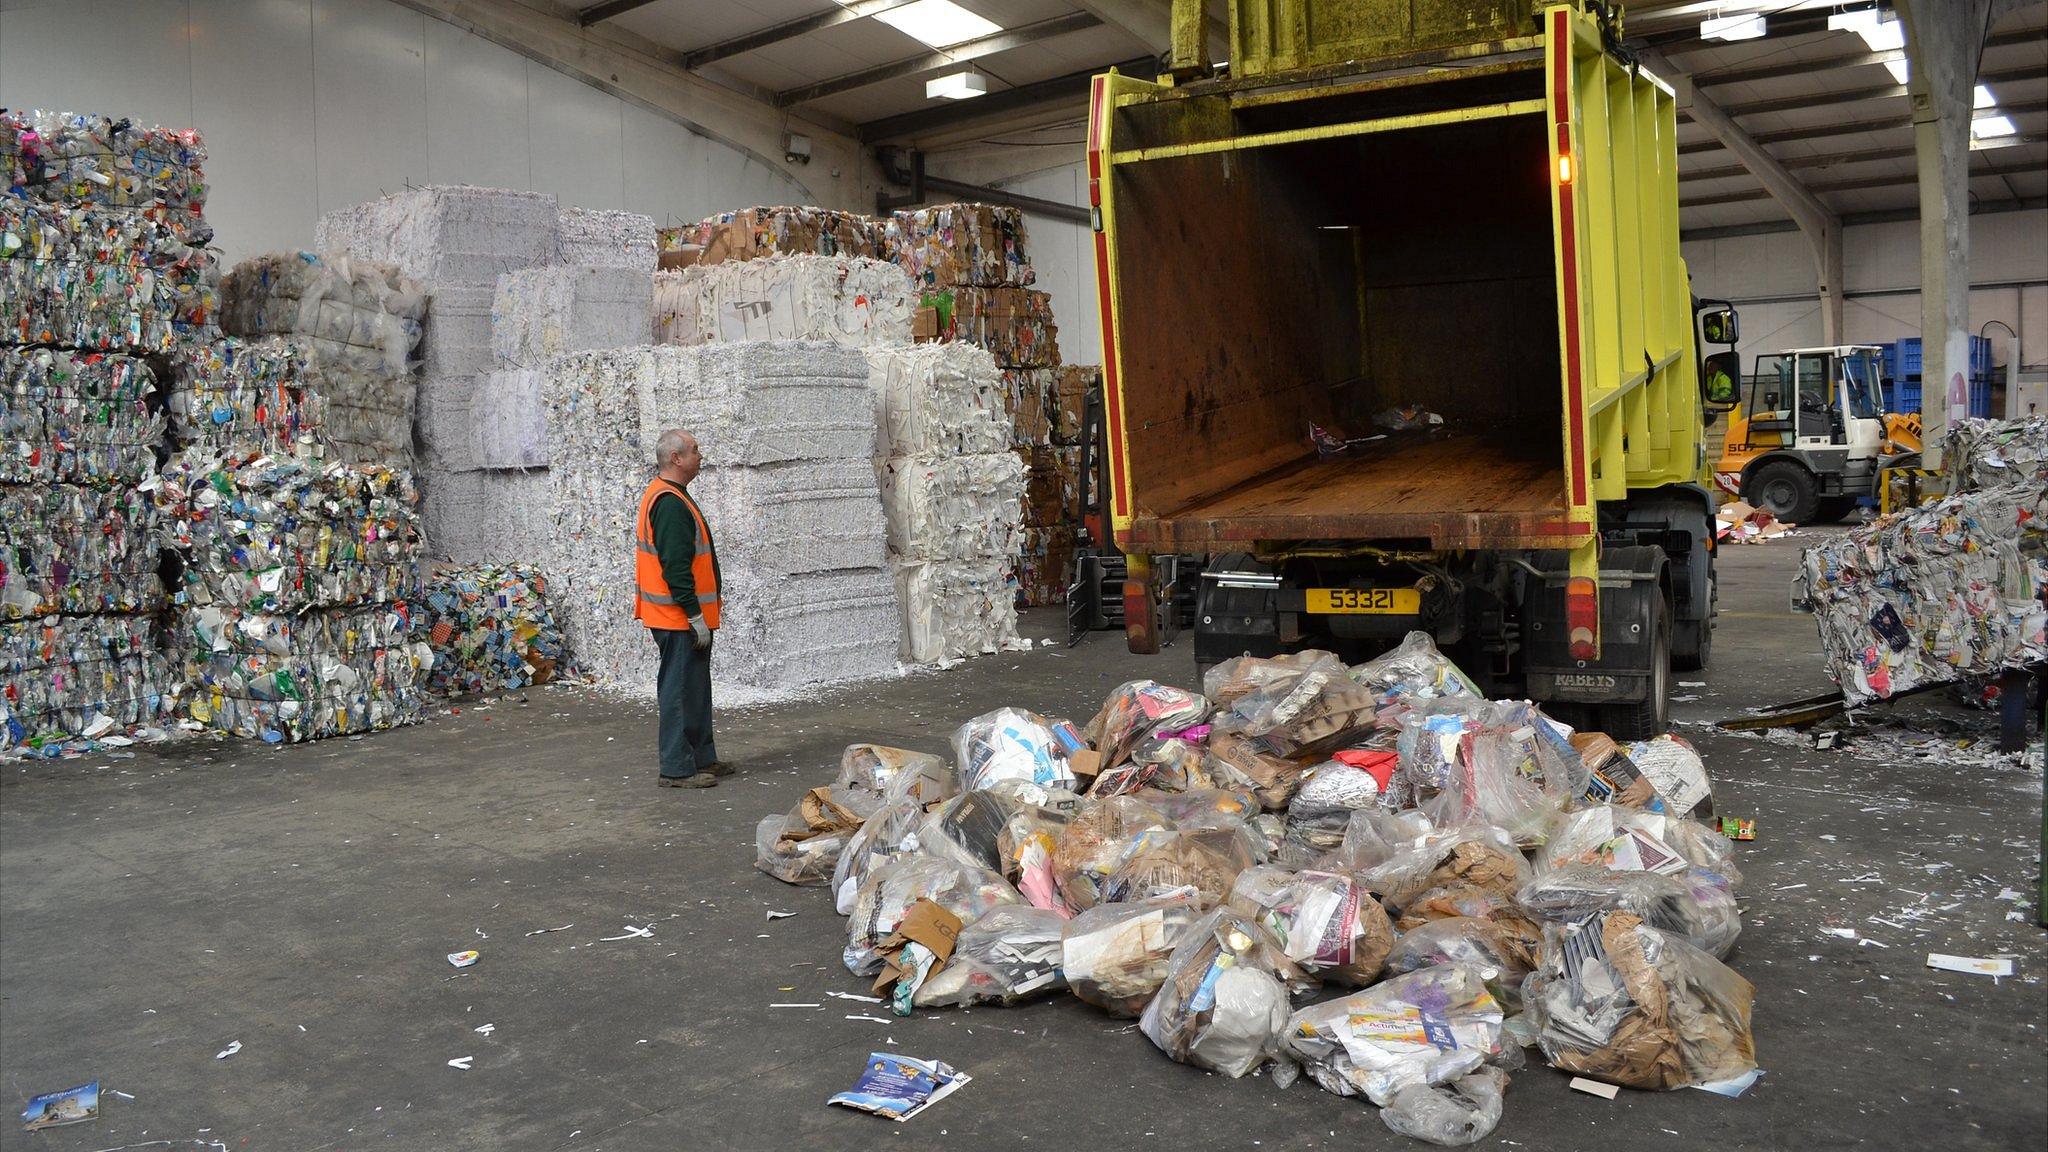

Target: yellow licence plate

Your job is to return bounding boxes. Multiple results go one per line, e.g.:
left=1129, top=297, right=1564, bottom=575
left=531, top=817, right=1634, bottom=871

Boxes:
left=1305, top=587, right=1421, bottom=614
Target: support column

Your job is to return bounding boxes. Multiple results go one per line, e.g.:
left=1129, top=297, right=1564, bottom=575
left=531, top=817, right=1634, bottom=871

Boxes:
left=1642, top=51, right=1842, bottom=342
left=1897, top=0, right=1995, bottom=468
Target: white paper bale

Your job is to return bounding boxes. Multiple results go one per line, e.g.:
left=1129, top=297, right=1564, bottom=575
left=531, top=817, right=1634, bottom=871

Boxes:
left=629, top=343, right=879, bottom=468
left=699, top=459, right=890, bottom=576
left=878, top=453, right=1025, bottom=563
left=316, top=185, right=560, bottom=288
left=867, top=343, right=1010, bottom=461
left=414, top=374, right=479, bottom=473
left=491, top=266, right=652, bottom=369
left=714, top=564, right=903, bottom=691
left=470, top=369, right=548, bottom=470
left=421, top=468, right=560, bottom=565
left=894, top=558, right=1021, bottom=664
left=558, top=207, right=658, bottom=271
left=654, top=256, right=914, bottom=349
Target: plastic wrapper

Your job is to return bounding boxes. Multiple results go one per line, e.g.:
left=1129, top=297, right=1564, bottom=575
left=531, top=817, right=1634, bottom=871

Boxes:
left=1946, top=415, right=2048, bottom=494
left=878, top=453, right=1025, bottom=563
left=1203, top=732, right=1309, bottom=811
left=1361, top=825, right=1530, bottom=912
left=556, top=207, right=657, bottom=271
left=174, top=601, right=430, bottom=743
left=1053, top=793, right=1175, bottom=912
left=1061, top=888, right=1207, bottom=1016
left=1622, top=734, right=1714, bottom=819
left=1380, top=1068, right=1508, bottom=1147
left=884, top=204, right=1033, bottom=288
left=1, top=483, right=162, bottom=619
left=1516, top=864, right=1741, bottom=959
left=1521, top=911, right=1755, bottom=1090
left=917, top=286, right=1058, bottom=366
left=1799, top=480, right=2047, bottom=705
left=1101, top=827, right=1259, bottom=906
left=1535, top=804, right=1740, bottom=887
left=155, top=450, right=422, bottom=614
left=420, top=563, right=570, bottom=694
left=1206, top=650, right=1348, bottom=735
left=1085, top=679, right=1211, bottom=769
left=952, top=707, right=1075, bottom=794
left=1282, top=962, right=1508, bottom=1106
left=843, top=855, right=1022, bottom=975
left=2, top=348, right=162, bottom=485
left=1139, top=907, right=1312, bottom=1077
left=692, top=206, right=880, bottom=264
left=1351, top=631, right=1483, bottom=722
left=2, top=109, right=208, bottom=236
left=655, top=256, right=912, bottom=348
left=1227, top=865, right=1395, bottom=986
left=1, top=614, right=173, bottom=751
left=755, top=785, right=876, bottom=885
left=0, top=197, right=219, bottom=351
left=220, top=251, right=424, bottom=375
left=912, top=905, right=1069, bottom=1008
left=835, top=743, right=953, bottom=806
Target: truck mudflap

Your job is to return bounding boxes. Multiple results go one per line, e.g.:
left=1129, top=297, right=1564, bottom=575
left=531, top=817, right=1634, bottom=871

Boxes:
left=1194, top=553, right=1282, bottom=668
left=1524, top=545, right=1667, bottom=703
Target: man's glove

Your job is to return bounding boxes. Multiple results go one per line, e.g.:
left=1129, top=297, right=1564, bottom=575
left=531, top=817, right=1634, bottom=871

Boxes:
left=690, top=617, right=712, bottom=650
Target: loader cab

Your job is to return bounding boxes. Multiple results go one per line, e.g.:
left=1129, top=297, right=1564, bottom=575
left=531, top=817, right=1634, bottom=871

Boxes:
left=1722, top=345, right=1887, bottom=523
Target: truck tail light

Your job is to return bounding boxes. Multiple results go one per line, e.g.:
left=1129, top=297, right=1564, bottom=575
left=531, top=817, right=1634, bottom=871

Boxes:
left=1556, top=124, right=1573, bottom=184
left=1566, top=576, right=1599, bottom=661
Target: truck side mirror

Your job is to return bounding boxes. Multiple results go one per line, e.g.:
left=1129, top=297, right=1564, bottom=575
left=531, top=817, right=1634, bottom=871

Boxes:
left=1701, top=307, right=1739, bottom=345
left=1701, top=350, right=1740, bottom=409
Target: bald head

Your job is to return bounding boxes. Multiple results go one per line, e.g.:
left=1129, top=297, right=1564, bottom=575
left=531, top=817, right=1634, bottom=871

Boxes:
left=655, top=428, right=701, bottom=484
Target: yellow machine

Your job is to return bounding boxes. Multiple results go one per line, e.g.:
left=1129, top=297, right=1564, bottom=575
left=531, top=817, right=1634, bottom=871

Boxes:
left=1088, top=1, right=1738, bottom=736
left=1710, top=345, right=1904, bottom=522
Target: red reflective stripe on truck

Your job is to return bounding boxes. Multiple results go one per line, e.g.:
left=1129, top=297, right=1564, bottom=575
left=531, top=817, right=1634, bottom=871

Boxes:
left=1088, top=75, right=1131, bottom=521
left=1552, top=8, right=1589, bottom=508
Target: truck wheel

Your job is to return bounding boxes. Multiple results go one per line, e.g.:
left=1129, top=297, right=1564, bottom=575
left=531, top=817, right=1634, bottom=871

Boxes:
left=1745, top=460, right=1819, bottom=524
left=1672, top=612, right=1711, bottom=672
left=1601, top=593, right=1671, bottom=740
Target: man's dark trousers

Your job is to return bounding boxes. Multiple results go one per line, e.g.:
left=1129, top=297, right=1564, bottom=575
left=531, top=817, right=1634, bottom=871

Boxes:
left=653, top=628, right=716, bottom=779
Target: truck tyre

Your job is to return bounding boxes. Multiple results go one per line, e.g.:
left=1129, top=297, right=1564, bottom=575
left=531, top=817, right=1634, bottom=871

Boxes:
left=1745, top=460, right=1819, bottom=524
left=1672, top=610, right=1711, bottom=672
left=1601, top=592, right=1671, bottom=740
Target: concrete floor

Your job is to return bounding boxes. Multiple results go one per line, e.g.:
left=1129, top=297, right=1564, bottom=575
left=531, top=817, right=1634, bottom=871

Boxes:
left=3, top=533, right=2043, bottom=1151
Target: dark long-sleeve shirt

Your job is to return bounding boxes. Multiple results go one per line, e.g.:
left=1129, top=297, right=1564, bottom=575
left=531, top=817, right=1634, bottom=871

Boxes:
left=648, top=480, right=719, bottom=624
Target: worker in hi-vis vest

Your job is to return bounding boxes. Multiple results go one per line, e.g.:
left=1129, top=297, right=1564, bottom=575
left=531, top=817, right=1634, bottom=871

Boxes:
left=635, top=428, right=729, bottom=788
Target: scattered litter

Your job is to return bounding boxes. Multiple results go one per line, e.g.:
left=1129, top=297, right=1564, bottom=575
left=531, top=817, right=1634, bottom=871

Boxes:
left=1718, top=817, right=1755, bottom=841
left=846, top=1014, right=896, bottom=1023
left=1821, top=927, right=1859, bottom=939
left=447, top=1056, right=474, bottom=1070
left=1813, top=731, right=1840, bottom=751
left=474, top=1023, right=495, bottom=1035
left=1926, top=953, right=2015, bottom=977
left=772, top=1003, right=823, bottom=1009
left=447, top=950, right=479, bottom=968
left=828, top=991, right=886, bottom=1003
left=767, top=910, right=798, bottom=920
left=599, top=925, right=654, bottom=941
left=525, top=923, right=574, bottom=936
left=107, top=1089, right=136, bottom=1101
left=1569, top=1077, right=1621, bottom=1100
left=20, top=1082, right=98, bottom=1130
left=214, top=1041, right=241, bottom=1059
left=827, top=1052, right=971, bottom=1121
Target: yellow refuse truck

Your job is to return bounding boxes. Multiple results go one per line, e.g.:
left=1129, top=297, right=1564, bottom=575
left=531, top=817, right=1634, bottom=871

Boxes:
left=1087, top=0, right=1740, bottom=737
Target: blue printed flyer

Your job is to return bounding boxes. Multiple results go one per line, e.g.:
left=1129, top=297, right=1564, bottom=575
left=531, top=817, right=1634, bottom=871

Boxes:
left=827, top=1053, right=971, bottom=1121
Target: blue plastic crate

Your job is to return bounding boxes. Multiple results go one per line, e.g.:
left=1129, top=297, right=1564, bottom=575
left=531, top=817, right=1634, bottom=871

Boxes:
left=1890, top=380, right=1922, bottom=414
left=1894, top=336, right=1991, bottom=380
left=1968, top=377, right=1992, bottom=418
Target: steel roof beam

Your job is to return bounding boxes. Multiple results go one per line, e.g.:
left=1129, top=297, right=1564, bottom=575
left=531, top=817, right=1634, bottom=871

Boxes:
left=576, top=0, right=659, bottom=27
left=859, top=56, right=1157, bottom=141
left=685, top=1, right=916, bottom=70
left=775, top=11, right=1102, bottom=107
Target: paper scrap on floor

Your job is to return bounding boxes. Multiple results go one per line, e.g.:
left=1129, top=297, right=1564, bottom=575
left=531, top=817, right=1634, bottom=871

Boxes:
left=828, top=1052, right=970, bottom=1121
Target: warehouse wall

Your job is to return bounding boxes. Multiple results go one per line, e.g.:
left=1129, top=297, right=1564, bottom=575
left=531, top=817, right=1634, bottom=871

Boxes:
left=0, top=0, right=818, bottom=265
left=1683, top=210, right=2048, bottom=414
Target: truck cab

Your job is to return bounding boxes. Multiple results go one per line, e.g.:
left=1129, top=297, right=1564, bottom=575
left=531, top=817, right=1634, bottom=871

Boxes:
left=1713, top=345, right=1889, bottom=523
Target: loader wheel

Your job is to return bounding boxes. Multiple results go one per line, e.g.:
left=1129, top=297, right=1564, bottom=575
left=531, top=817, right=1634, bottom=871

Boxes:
left=1601, top=593, right=1671, bottom=741
left=1745, top=460, right=1819, bottom=525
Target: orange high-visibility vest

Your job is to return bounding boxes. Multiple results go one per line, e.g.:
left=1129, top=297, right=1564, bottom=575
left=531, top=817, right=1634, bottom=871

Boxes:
left=633, top=477, right=720, bottom=630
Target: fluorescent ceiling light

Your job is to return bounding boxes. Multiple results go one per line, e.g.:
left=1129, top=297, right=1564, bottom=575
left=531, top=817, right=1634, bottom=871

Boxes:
left=1884, top=58, right=1910, bottom=84
left=1701, top=12, right=1766, bottom=41
left=1971, top=113, right=2016, bottom=138
left=926, top=71, right=988, bottom=100
left=1828, top=8, right=1880, bottom=35
left=874, top=0, right=1000, bottom=48
left=1974, top=84, right=1995, bottom=108
left=1857, top=16, right=1905, bottom=52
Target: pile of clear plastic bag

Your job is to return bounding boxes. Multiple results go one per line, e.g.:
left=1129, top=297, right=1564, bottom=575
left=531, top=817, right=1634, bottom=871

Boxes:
left=756, top=786, right=877, bottom=885
left=1, top=348, right=163, bottom=485
left=912, top=905, right=1068, bottom=1008
left=1228, top=865, right=1396, bottom=986
left=1521, top=911, right=1755, bottom=1090
left=1061, top=888, right=1207, bottom=1016
left=843, top=855, right=1022, bottom=976
left=1140, top=907, right=1313, bottom=1077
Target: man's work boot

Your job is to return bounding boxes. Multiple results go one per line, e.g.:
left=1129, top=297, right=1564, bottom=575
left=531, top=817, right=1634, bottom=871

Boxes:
left=658, top=774, right=716, bottom=789
left=702, top=761, right=736, bottom=777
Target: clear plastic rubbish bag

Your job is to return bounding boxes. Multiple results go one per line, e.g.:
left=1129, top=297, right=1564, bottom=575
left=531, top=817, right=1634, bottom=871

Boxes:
left=843, top=855, right=1022, bottom=975
left=954, top=707, right=1076, bottom=793
left=1086, top=679, right=1211, bottom=768
left=1350, top=631, right=1483, bottom=718
left=1061, top=888, right=1207, bottom=1016
left=1101, top=827, right=1259, bottom=907
left=1282, top=962, right=1508, bottom=1105
left=1382, top=917, right=1536, bottom=1010
left=1536, top=804, right=1742, bottom=888
left=1204, top=650, right=1346, bottom=735
left=1516, top=864, right=1741, bottom=959
left=1227, top=865, right=1395, bottom=987
left=754, top=786, right=876, bottom=885
left=1053, top=793, right=1174, bottom=912
left=1521, top=911, right=1756, bottom=1090
left=1380, top=1068, right=1509, bottom=1147
left=1203, top=731, right=1309, bottom=811
left=836, top=743, right=952, bottom=806
left=1139, top=907, right=1312, bottom=1077
left=1362, top=825, right=1531, bottom=913
left=912, top=905, right=1069, bottom=1009
left=1396, top=700, right=1580, bottom=847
